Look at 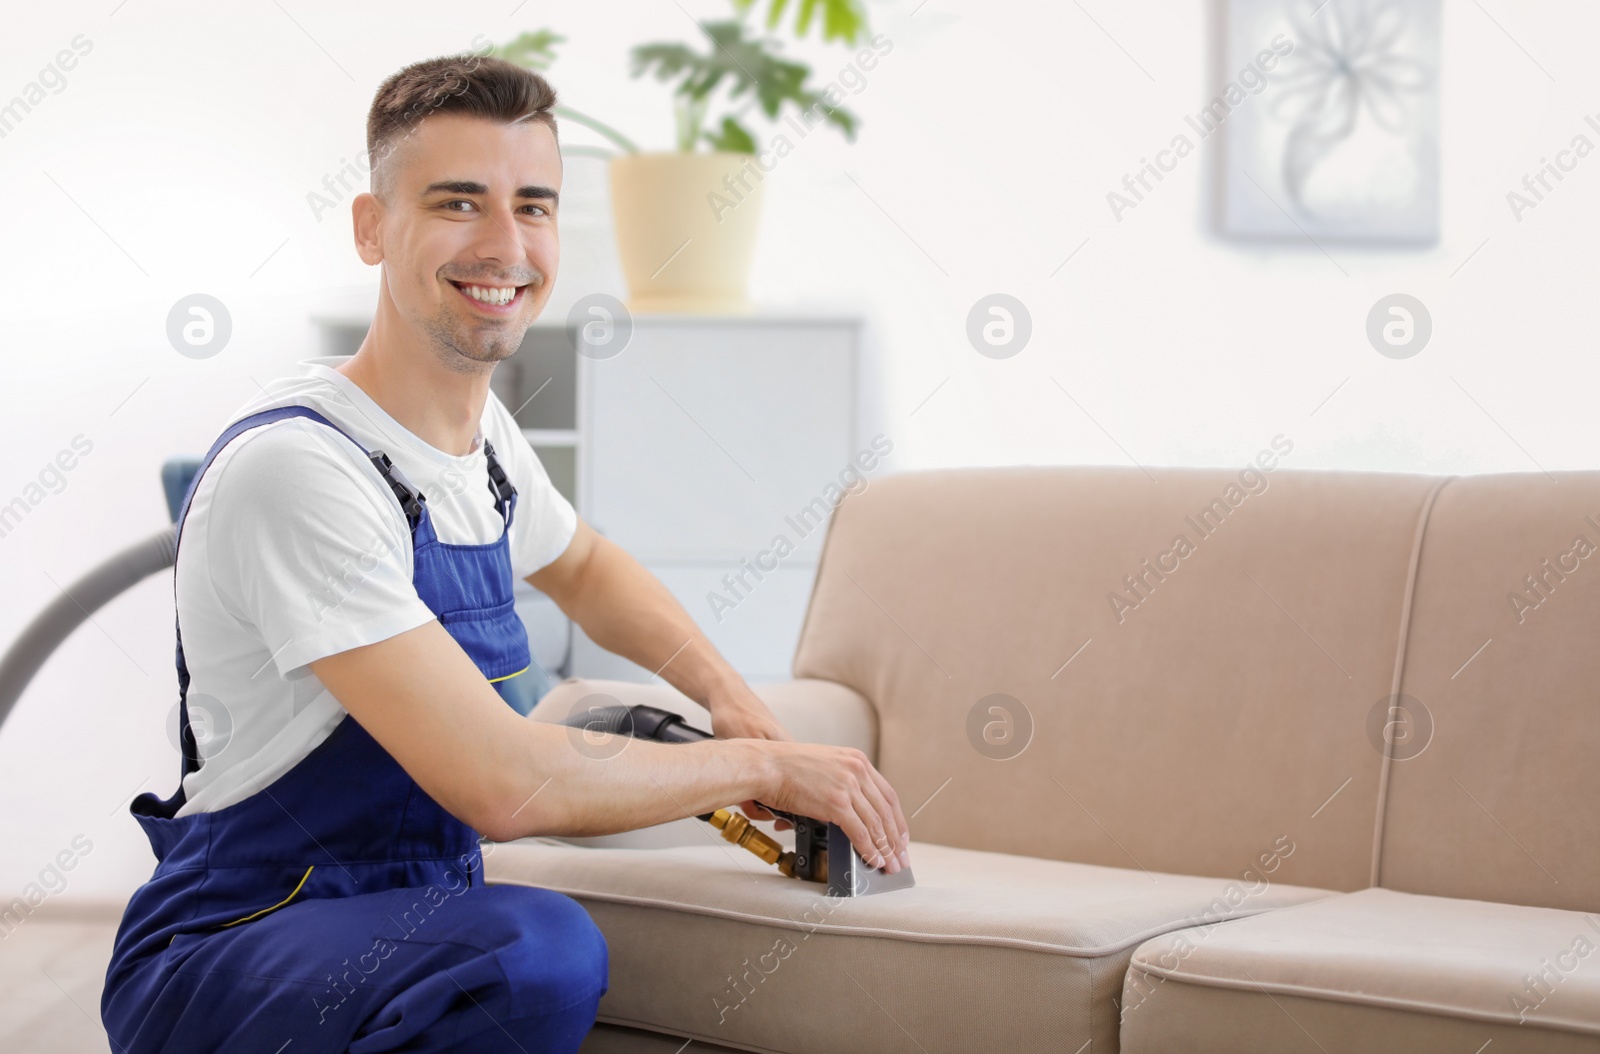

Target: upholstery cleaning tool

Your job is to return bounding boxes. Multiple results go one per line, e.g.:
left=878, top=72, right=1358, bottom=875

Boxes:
left=559, top=703, right=914, bottom=897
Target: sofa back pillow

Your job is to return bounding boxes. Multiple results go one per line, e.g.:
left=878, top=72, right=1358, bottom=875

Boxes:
left=794, top=463, right=1444, bottom=893
left=1378, top=471, right=1600, bottom=913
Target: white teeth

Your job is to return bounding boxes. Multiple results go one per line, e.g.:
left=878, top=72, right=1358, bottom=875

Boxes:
left=458, top=283, right=517, bottom=306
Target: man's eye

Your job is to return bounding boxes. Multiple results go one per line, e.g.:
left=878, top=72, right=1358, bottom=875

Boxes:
left=440, top=200, right=547, bottom=215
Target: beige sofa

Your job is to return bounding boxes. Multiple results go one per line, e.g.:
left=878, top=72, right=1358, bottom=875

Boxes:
left=483, top=465, right=1600, bottom=1053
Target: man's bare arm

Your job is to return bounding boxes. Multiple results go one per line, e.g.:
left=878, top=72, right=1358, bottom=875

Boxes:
left=307, top=620, right=770, bottom=842
left=527, top=517, right=910, bottom=860
left=526, top=518, right=743, bottom=710
left=306, top=618, right=910, bottom=869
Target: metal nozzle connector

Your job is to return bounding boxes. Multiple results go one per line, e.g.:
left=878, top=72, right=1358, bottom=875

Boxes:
left=708, top=807, right=795, bottom=873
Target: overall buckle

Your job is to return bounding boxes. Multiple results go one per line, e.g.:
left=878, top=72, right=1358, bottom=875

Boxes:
left=368, top=450, right=425, bottom=530
left=482, top=439, right=516, bottom=507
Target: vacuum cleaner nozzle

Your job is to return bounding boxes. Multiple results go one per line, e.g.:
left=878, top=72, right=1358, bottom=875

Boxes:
left=557, top=703, right=913, bottom=897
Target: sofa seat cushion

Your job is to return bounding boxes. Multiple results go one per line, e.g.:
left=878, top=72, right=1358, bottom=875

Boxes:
left=485, top=838, right=1332, bottom=1054
left=1120, top=887, right=1600, bottom=1053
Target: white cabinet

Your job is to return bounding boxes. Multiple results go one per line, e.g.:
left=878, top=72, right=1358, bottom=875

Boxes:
left=312, top=305, right=862, bottom=686
left=571, top=313, right=861, bottom=684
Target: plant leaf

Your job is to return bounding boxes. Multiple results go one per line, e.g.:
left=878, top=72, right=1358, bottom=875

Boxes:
left=766, top=0, right=792, bottom=33
left=494, top=29, right=565, bottom=71
left=796, top=0, right=818, bottom=37
left=734, top=0, right=865, bottom=43
left=633, top=17, right=866, bottom=151
left=790, top=89, right=860, bottom=141
left=704, top=115, right=758, bottom=153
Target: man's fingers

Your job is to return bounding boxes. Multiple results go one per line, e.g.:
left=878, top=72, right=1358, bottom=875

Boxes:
left=835, top=804, right=884, bottom=871
left=849, top=788, right=897, bottom=870
left=835, top=755, right=906, bottom=870
left=865, top=765, right=910, bottom=852
left=740, top=800, right=793, bottom=831
left=854, top=774, right=892, bottom=850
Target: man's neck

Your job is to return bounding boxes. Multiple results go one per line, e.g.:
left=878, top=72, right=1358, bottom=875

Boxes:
left=338, top=307, right=491, bottom=458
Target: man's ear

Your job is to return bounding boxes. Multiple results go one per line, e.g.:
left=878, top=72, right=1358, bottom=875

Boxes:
left=351, top=192, right=383, bottom=266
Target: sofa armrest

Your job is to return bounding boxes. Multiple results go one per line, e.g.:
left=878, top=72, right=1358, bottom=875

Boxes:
left=514, top=677, right=878, bottom=850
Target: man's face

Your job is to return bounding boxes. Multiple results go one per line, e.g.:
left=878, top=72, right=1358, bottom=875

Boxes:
left=369, top=113, right=561, bottom=370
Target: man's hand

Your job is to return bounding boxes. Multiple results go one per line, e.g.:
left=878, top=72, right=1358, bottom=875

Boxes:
left=759, top=741, right=911, bottom=874
left=529, top=519, right=807, bottom=832
left=707, top=680, right=796, bottom=831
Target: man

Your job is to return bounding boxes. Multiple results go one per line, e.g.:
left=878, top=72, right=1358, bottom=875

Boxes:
left=101, top=52, right=910, bottom=1053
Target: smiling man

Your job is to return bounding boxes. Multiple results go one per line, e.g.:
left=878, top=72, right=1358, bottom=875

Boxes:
left=100, top=52, right=910, bottom=1054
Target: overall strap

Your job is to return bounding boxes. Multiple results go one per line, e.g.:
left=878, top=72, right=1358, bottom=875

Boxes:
left=481, top=439, right=518, bottom=527
left=176, top=406, right=424, bottom=538
left=172, top=405, right=423, bottom=778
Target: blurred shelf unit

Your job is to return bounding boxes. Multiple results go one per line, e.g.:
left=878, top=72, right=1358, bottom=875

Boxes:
left=311, top=308, right=863, bottom=685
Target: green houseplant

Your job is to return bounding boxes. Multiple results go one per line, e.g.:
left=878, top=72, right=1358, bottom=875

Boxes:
left=492, top=0, right=886, bottom=312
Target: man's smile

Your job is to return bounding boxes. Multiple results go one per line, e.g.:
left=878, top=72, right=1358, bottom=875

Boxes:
left=447, top=278, right=528, bottom=314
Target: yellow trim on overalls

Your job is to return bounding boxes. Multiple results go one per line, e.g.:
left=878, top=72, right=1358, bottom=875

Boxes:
left=166, top=864, right=317, bottom=947
left=488, top=664, right=529, bottom=684
left=217, top=865, right=316, bottom=928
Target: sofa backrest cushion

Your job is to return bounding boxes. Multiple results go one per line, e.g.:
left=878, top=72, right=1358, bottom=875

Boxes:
left=793, top=464, right=1446, bottom=893
left=1378, top=472, right=1600, bottom=913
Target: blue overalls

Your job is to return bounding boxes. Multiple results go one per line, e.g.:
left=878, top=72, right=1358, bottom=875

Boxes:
left=101, top=405, right=608, bottom=1053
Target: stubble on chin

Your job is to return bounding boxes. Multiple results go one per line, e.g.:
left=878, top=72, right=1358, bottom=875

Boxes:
left=417, top=272, right=547, bottom=374
left=418, top=308, right=526, bottom=375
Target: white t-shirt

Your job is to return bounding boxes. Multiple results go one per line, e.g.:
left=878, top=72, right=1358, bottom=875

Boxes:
left=170, top=356, right=577, bottom=817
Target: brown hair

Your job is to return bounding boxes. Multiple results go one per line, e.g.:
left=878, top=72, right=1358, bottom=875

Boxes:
left=366, top=52, right=559, bottom=201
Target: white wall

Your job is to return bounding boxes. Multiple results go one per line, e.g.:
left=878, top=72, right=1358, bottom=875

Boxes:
left=1, top=0, right=1594, bottom=900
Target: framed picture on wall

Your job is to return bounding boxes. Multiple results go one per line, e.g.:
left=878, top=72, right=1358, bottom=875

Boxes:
left=1218, top=0, right=1441, bottom=245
